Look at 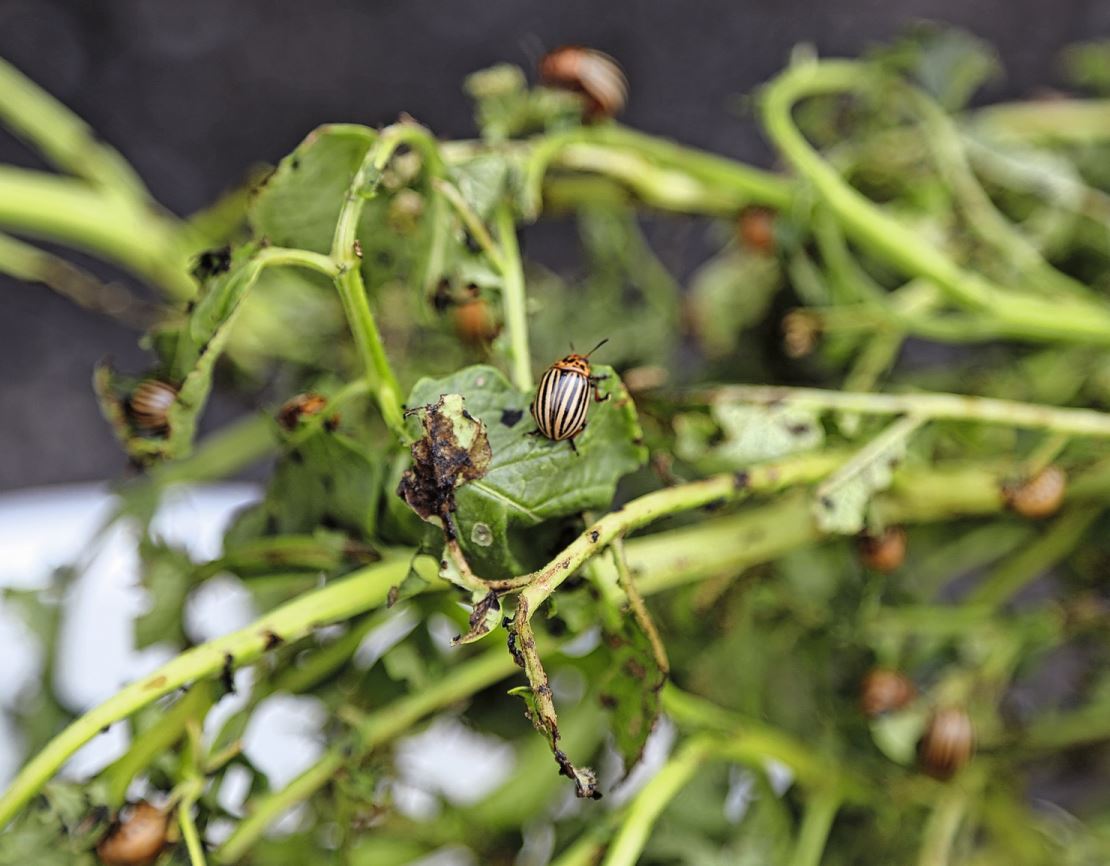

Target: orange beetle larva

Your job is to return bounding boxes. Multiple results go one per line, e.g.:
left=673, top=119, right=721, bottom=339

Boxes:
left=859, top=667, right=917, bottom=718
left=96, top=801, right=169, bottom=866
left=128, top=379, right=177, bottom=433
left=538, top=46, right=628, bottom=119
left=737, top=206, right=777, bottom=255
left=1005, top=465, right=1067, bottom=519
left=918, top=707, right=975, bottom=780
left=453, top=298, right=500, bottom=346
left=857, top=526, right=908, bottom=573
left=276, top=392, right=331, bottom=431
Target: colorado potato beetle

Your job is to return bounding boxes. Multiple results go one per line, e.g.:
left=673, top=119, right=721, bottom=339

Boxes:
left=1005, top=465, right=1066, bottom=519
left=96, top=801, right=169, bottom=866
left=128, top=379, right=177, bottom=433
left=859, top=667, right=916, bottom=718
left=529, top=339, right=610, bottom=454
left=918, top=706, right=975, bottom=780
left=538, top=46, right=628, bottom=119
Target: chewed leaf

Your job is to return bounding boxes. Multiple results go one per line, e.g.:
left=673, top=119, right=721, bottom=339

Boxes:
left=96, top=244, right=268, bottom=463
left=397, top=393, right=493, bottom=529
left=813, top=415, right=922, bottom=534
left=404, top=365, right=646, bottom=579
left=712, top=401, right=824, bottom=465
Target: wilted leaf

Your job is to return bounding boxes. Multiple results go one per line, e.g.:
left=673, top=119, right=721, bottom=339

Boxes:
left=404, top=365, right=646, bottom=578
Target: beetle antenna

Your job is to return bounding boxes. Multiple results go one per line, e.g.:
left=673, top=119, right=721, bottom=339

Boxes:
left=584, top=338, right=609, bottom=358
left=568, top=340, right=576, bottom=352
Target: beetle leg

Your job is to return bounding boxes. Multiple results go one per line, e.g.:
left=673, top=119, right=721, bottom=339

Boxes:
left=588, top=375, right=610, bottom=403
left=567, top=436, right=580, bottom=455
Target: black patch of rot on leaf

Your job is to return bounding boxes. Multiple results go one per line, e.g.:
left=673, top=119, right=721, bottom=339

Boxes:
left=396, top=395, right=493, bottom=528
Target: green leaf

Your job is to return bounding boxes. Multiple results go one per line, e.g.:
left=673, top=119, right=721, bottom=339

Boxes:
left=403, top=365, right=646, bottom=578
left=876, top=24, right=1000, bottom=111
left=96, top=243, right=270, bottom=462
left=598, top=613, right=664, bottom=775
left=451, top=154, right=512, bottom=221
left=870, top=706, right=929, bottom=766
left=687, top=250, right=782, bottom=359
left=0, top=782, right=108, bottom=866
left=250, top=125, right=375, bottom=254
left=464, top=64, right=583, bottom=140
left=677, top=400, right=824, bottom=470
left=135, top=539, right=193, bottom=648
left=257, top=426, right=385, bottom=541
left=813, top=416, right=921, bottom=535
left=1063, top=41, right=1110, bottom=95
left=530, top=207, right=682, bottom=370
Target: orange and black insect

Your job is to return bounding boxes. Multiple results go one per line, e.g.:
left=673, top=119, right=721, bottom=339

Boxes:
left=538, top=46, right=628, bottom=120
left=530, top=339, right=610, bottom=454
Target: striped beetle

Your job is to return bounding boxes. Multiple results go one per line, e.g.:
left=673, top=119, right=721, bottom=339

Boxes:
left=529, top=339, right=609, bottom=454
left=538, top=46, right=628, bottom=120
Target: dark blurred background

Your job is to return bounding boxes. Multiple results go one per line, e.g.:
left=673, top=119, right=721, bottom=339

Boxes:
left=1, top=0, right=1107, bottom=490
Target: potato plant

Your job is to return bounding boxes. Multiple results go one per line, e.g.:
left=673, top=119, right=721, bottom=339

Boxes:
left=3, top=25, right=1110, bottom=866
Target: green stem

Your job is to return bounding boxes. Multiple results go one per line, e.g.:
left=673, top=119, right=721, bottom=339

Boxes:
left=97, top=681, right=215, bottom=808
left=917, top=782, right=972, bottom=866
left=214, top=643, right=517, bottom=863
left=601, top=736, right=715, bottom=866
left=698, top=385, right=1110, bottom=438
left=518, top=452, right=843, bottom=619
left=790, top=788, right=842, bottom=866
left=433, top=179, right=506, bottom=270
left=10, top=454, right=1110, bottom=830
left=906, top=87, right=1091, bottom=301
left=0, top=556, right=417, bottom=828
left=0, top=56, right=150, bottom=201
left=0, top=230, right=161, bottom=328
left=138, top=413, right=277, bottom=492
left=329, top=124, right=434, bottom=440
left=971, top=99, right=1110, bottom=145
left=0, top=165, right=195, bottom=299
left=967, top=506, right=1102, bottom=608
left=522, top=125, right=792, bottom=218
left=760, top=60, right=1110, bottom=344
left=178, top=787, right=208, bottom=866
left=495, top=203, right=533, bottom=390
